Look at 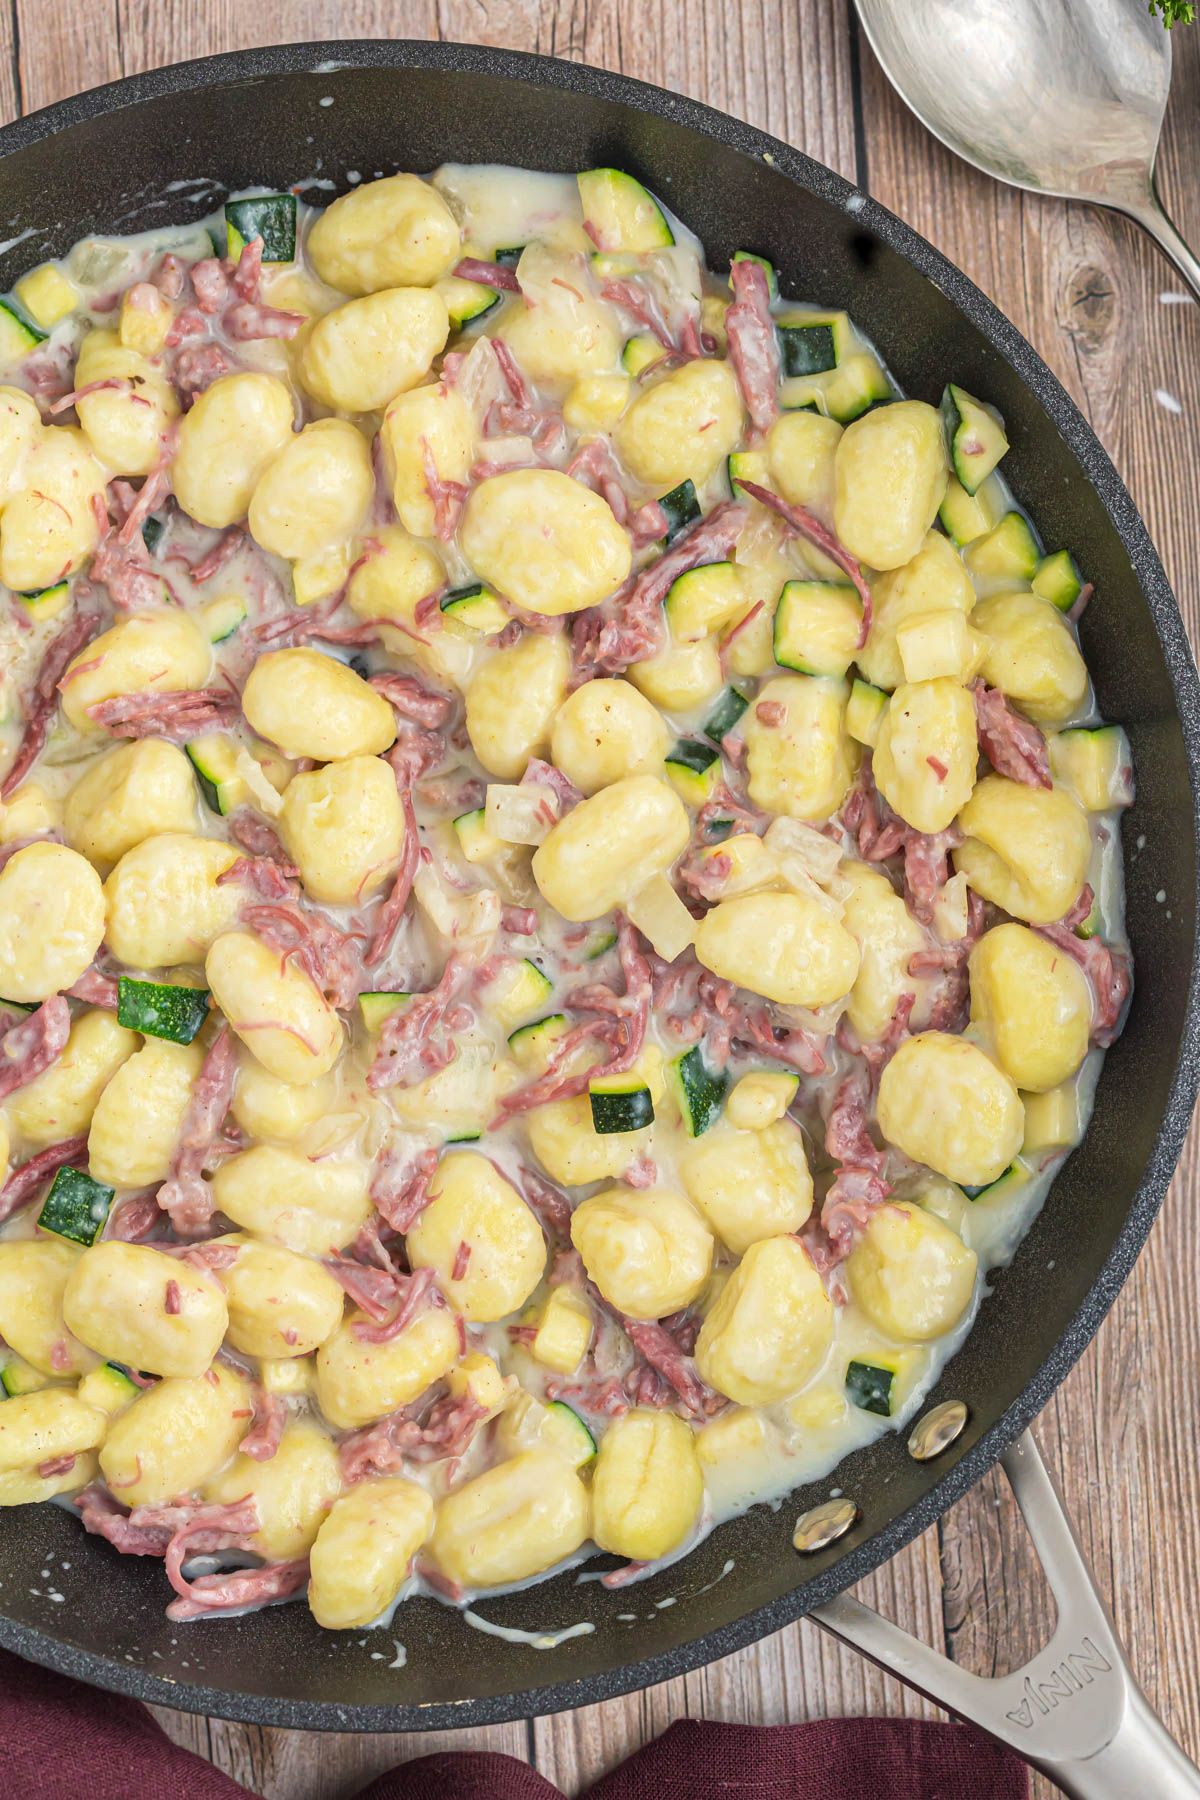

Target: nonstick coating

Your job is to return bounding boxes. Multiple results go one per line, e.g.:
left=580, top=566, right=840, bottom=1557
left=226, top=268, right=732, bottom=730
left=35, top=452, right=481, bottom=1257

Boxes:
left=0, top=40, right=1197, bottom=1733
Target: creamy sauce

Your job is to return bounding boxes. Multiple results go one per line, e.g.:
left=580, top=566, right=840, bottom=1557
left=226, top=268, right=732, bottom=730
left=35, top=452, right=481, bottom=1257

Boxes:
left=0, top=161, right=1130, bottom=1629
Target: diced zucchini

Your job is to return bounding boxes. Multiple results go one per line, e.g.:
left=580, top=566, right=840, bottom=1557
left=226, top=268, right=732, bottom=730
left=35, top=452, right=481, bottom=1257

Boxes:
left=454, top=808, right=505, bottom=864
left=18, top=581, right=70, bottom=624
left=584, top=929, right=618, bottom=960
left=436, top=274, right=502, bottom=331
left=199, top=594, right=247, bottom=643
left=725, top=1069, right=799, bottom=1130
left=621, top=333, right=663, bottom=377
left=441, top=582, right=510, bottom=634
left=37, top=1166, right=115, bottom=1247
left=507, top=1013, right=569, bottom=1072
left=446, top=1129, right=483, bottom=1144
left=589, top=1072, right=654, bottom=1134
left=703, top=685, right=750, bottom=744
left=1021, top=1083, right=1082, bottom=1160
left=778, top=319, right=841, bottom=379
left=663, top=561, right=745, bottom=642
left=895, top=609, right=982, bottom=684
left=484, top=958, right=554, bottom=1032
left=730, top=250, right=778, bottom=301
left=14, top=264, right=79, bottom=331
left=0, top=299, right=46, bottom=365
left=359, top=991, right=410, bottom=1034
left=576, top=169, right=674, bottom=253
left=494, top=246, right=525, bottom=269
left=938, top=474, right=995, bottom=546
left=186, top=733, right=243, bottom=815
left=76, top=1363, right=139, bottom=1417
left=703, top=819, right=734, bottom=843
left=658, top=478, right=701, bottom=547
left=965, top=511, right=1040, bottom=582
left=0, top=1352, right=53, bottom=1397
left=1031, top=549, right=1084, bottom=612
left=845, top=678, right=889, bottom=748
left=117, top=976, right=210, bottom=1045
left=727, top=449, right=771, bottom=497
left=940, top=384, right=1009, bottom=494
left=780, top=350, right=890, bottom=422
left=531, top=1291, right=594, bottom=1377
left=1048, top=726, right=1134, bottom=811
left=141, top=515, right=166, bottom=555
left=845, top=1357, right=903, bottom=1417
left=667, top=1045, right=727, bottom=1137
left=776, top=307, right=854, bottom=365
left=665, top=738, right=721, bottom=806
left=627, top=872, right=698, bottom=962
left=773, top=579, right=862, bottom=678
left=543, top=1399, right=598, bottom=1466
left=225, top=194, right=297, bottom=264
left=823, top=354, right=893, bottom=422
left=963, top=1160, right=1031, bottom=1204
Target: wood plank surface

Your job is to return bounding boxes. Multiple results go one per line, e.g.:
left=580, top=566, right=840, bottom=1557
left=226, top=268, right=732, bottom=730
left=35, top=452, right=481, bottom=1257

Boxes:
left=4, top=5, right=1199, bottom=1795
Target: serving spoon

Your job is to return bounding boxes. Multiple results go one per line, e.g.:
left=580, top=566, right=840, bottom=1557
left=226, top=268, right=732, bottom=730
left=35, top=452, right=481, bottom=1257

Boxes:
left=853, top=0, right=1200, bottom=298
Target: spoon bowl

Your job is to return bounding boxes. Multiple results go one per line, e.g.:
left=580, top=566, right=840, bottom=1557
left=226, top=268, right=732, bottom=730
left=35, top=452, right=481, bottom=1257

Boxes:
left=854, top=0, right=1200, bottom=295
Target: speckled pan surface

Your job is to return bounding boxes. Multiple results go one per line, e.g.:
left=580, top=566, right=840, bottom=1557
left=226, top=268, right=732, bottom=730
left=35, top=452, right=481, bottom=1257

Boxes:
left=0, top=39, right=1197, bottom=1733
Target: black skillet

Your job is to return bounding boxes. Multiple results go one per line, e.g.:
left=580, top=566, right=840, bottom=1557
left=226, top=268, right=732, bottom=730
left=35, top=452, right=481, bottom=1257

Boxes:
left=0, top=40, right=1198, bottom=1795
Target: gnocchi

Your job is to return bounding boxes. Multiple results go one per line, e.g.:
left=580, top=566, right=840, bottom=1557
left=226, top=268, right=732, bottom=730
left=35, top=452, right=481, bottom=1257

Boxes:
left=877, top=1031, right=1024, bottom=1187
left=406, top=1152, right=545, bottom=1322
left=0, top=842, right=105, bottom=1001
left=0, top=162, right=1128, bottom=1640
left=300, top=287, right=450, bottom=413
left=459, top=469, right=632, bottom=617
left=242, top=647, right=396, bottom=762
left=279, top=755, right=406, bottom=905
left=532, top=775, right=689, bottom=921
left=570, top=1186, right=713, bottom=1320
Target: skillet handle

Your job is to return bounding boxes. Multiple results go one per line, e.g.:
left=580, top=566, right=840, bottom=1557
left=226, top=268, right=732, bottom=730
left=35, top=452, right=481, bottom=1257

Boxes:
left=809, top=1430, right=1200, bottom=1798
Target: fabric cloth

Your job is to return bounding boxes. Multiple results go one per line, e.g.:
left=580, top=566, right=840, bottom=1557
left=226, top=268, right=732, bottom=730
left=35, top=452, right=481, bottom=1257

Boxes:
left=0, top=1646, right=1029, bottom=1799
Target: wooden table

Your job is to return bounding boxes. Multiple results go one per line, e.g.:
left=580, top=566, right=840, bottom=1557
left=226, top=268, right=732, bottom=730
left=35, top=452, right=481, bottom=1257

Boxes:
left=4, top=5, right=1199, bottom=1794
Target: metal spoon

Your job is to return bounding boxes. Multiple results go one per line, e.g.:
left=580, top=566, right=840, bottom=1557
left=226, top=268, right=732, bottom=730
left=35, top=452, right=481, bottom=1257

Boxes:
left=853, top=0, right=1200, bottom=298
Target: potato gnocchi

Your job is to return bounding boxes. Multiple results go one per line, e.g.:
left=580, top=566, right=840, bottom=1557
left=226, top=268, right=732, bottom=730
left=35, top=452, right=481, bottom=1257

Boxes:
left=0, top=160, right=1128, bottom=1637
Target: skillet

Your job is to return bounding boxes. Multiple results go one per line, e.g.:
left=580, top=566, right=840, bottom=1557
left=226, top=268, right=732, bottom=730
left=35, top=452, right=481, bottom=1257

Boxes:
left=0, top=37, right=1198, bottom=1792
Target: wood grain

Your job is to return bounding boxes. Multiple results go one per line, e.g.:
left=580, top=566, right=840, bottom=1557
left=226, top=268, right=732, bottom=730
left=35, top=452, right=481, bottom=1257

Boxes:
left=4, top=5, right=1200, bottom=1795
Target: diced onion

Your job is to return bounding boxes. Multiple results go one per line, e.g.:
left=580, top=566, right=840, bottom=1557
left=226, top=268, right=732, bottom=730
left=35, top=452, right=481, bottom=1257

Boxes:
left=763, top=815, right=842, bottom=885
left=933, top=870, right=970, bottom=944
left=234, top=748, right=284, bottom=818
left=485, top=783, right=556, bottom=845
left=627, top=873, right=697, bottom=962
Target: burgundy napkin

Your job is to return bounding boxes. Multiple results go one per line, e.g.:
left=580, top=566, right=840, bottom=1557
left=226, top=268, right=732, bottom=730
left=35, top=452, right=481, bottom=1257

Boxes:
left=0, top=1646, right=1028, bottom=1799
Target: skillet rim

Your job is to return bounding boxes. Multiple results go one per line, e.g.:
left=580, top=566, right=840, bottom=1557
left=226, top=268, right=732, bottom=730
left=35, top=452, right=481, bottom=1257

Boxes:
left=0, top=35, right=1198, bottom=1733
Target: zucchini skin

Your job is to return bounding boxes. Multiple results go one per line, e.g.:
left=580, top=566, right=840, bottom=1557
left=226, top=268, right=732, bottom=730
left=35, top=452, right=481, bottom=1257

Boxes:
left=37, top=1166, right=115, bottom=1247
left=589, top=1082, right=655, bottom=1133
left=116, top=977, right=211, bottom=1045
left=668, top=1045, right=727, bottom=1136
left=845, top=1358, right=895, bottom=1417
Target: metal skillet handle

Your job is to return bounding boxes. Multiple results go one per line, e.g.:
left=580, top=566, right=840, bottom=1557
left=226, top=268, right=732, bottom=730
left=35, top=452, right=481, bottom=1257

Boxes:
left=809, top=1431, right=1200, bottom=1798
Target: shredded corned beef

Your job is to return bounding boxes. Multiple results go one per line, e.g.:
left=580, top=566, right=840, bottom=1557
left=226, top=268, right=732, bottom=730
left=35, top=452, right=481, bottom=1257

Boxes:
left=973, top=683, right=1052, bottom=788
left=366, top=789, right=421, bottom=966
left=369, top=1144, right=439, bottom=1235
left=0, top=997, right=71, bottom=1105
left=3, top=610, right=98, bottom=799
left=155, top=1026, right=237, bottom=1236
left=368, top=957, right=467, bottom=1091
left=369, top=673, right=455, bottom=728
left=87, top=686, right=241, bottom=739
left=453, top=256, right=521, bottom=291
left=241, top=1386, right=286, bottom=1462
left=725, top=258, right=781, bottom=438
left=574, top=502, right=747, bottom=677
left=241, top=901, right=365, bottom=1010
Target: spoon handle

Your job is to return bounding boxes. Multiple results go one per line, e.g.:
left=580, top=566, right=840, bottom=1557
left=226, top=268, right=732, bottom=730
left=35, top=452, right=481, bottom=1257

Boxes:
left=1125, top=182, right=1200, bottom=303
